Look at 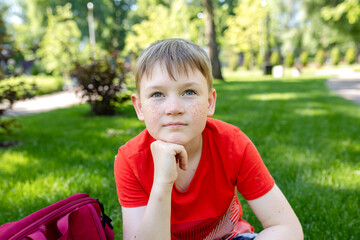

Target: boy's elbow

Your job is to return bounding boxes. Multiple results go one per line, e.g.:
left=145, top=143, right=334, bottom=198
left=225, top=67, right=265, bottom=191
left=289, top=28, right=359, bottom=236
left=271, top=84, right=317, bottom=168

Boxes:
left=284, top=219, right=303, bottom=240
left=295, top=221, right=304, bottom=240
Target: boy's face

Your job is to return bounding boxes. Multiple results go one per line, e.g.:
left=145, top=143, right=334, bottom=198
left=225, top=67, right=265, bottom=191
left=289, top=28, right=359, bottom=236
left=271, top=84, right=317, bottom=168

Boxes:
left=132, top=63, right=216, bottom=147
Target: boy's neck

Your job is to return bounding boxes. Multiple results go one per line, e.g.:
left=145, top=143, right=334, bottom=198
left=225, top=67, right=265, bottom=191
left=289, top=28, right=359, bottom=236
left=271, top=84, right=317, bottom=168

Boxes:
left=183, top=135, right=203, bottom=163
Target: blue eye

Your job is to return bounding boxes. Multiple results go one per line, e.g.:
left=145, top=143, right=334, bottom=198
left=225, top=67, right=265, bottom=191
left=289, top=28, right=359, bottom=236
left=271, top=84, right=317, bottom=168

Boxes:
left=152, top=92, right=163, bottom=98
left=184, top=90, right=196, bottom=96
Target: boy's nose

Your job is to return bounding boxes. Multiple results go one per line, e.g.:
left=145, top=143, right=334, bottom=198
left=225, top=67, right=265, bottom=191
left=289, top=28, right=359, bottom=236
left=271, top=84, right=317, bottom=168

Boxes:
left=165, top=97, right=184, bottom=115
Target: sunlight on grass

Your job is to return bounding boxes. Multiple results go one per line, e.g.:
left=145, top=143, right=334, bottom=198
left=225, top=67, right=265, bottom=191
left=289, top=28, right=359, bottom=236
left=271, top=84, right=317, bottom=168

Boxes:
left=312, top=165, right=360, bottom=190
left=294, top=108, right=329, bottom=116
left=6, top=169, right=109, bottom=200
left=0, top=152, right=31, bottom=174
left=247, top=92, right=300, bottom=101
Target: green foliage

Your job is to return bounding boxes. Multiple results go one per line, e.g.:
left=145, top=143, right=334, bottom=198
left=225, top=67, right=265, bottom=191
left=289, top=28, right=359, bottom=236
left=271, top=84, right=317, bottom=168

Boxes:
left=72, top=59, right=130, bottom=115
left=270, top=51, right=281, bottom=66
left=345, top=46, right=357, bottom=64
left=2, top=75, right=63, bottom=96
left=0, top=79, right=37, bottom=111
left=225, top=0, right=266, bottom=53
left=256, top=53, right=264, bottom=69
left=37, top=3, right=81, bottom=76
left=243, top=52, right=252, bottom=70
left=299, top=51, right=309, bottom=66
left=11, top=0, right=46, bottom=61
left=321, top=0, right=360, bottom=24
left=331, top=47, right=341, bottom=65
left=0, top=117, right=21, bottom=137
left=305, top=0, right=360, bottom=44
left=315, top=49, right=325, bottom=66
left=284, top=52, right=295, bottom=67
left=125, top=0, right=199, bottom=55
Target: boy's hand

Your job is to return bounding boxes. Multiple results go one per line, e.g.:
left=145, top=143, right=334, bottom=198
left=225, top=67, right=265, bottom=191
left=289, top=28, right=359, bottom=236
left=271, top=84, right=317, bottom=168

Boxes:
left=150, top=140, right=188, bottom=185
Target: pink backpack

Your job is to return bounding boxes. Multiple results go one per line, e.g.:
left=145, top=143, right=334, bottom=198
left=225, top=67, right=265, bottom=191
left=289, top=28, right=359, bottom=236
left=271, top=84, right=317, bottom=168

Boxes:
left=0, top=193, right=114, bottom=240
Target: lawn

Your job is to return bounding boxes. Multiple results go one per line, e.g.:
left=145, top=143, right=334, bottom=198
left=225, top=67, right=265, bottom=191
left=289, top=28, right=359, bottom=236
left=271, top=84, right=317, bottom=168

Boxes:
left=1, top=75, right=359, bottom=239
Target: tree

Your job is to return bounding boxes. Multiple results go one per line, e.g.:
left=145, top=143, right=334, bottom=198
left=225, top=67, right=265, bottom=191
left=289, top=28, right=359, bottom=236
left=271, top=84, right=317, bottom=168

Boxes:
left=304, top=0, right=360, bottom=43
left=225, top=0, right=266, bottom=54
left=285, top=52, right=295, bottom=67
left=11, top=0, right=136, bottom=58
left=315, top=49, right=325, bottom=66
left=345, top=46, right=357, bottom=64
left=299, top=51, right=309, bottom=66
left=301, top=13, right=348, bottom=55
left=124, top=0, right=199, bottom=55
left=203, top=0, right=223, bottom=80
left=331, top=47, right=341, bottom=65
left=321, top=0, right=360, bottom=25
left=271, top=0, right=304, bottom=57
left=36, top=3, right=81, bottom=77
left=10, top=0, right=46, bottom=61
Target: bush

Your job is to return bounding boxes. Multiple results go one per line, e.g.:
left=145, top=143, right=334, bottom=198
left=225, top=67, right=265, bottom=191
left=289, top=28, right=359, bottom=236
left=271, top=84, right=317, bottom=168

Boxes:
left=72, top=59, right=130, bottom=115
left=0, top=117, right=21, bottom=137
left=256, top=53, right=264, bottom=69
left=299, top=51, right=309, bottom=66
left=331, top=47, right=341, bottom=65
left=0, top=78, right=38, bottom=111
left=345, top=47, right=356, bottom=64
left=270, top=51, right=281, bottom=66
left=0, top=77, right=38, bottom=143
left=285, top=52, right=295, bottom=67
left=243, top=52, right=252, bottom=70
left=315, top=49, right=325, bottom=66
left=1, top=75, right=63, bottom=96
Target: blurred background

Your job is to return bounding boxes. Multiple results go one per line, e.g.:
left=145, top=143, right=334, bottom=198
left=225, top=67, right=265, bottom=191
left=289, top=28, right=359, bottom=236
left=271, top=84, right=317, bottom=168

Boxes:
left=1, top=1, right=360, bottom=239
left=1, top=0, right=359, bottom=84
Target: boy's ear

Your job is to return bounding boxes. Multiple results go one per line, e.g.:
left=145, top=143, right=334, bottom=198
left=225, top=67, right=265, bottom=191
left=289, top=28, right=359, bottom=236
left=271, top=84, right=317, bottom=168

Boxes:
left=131, top=93, right=144, bottom=121
left=207, top=88, right=217, bottom=117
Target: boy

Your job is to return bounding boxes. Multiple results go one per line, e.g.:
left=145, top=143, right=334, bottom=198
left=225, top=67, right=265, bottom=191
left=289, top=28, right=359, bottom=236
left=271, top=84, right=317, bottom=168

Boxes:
left=114, top=39, right=303, bottom=240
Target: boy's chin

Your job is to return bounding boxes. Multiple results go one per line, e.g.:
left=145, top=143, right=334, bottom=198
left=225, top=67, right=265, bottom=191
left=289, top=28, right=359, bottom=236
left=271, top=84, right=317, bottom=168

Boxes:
left=157, top=138, right=186, bottom=146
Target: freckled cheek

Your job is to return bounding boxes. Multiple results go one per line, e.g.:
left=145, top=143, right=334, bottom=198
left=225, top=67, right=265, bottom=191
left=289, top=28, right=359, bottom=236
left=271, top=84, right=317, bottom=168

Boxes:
left=142, top=103, right=161, bottom=120
left=189, top=102, right=208, bottom=120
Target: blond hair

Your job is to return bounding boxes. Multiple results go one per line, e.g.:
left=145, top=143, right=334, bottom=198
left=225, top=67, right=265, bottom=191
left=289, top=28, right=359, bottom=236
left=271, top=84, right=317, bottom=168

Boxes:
left=134, top=39, right=213, bottom=92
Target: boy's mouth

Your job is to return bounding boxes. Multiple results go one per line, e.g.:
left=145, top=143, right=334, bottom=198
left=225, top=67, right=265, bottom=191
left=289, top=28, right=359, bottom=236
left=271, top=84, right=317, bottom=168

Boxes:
left=163, top=122, right=187, bottom=128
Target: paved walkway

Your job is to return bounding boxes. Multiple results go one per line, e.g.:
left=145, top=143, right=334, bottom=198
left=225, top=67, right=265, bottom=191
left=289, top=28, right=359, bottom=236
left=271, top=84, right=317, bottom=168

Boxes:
left=325, top=71, right=360, bottom=105
left=2, top=90, right=85, bottom=117
left=1, top=70, right=360, bottom=117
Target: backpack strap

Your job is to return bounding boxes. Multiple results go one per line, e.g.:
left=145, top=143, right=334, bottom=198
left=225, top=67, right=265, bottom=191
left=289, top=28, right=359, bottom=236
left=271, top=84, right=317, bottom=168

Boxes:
left=96, top=199, right=113, bottom=230
left=26, top=229, right=47, bottom=240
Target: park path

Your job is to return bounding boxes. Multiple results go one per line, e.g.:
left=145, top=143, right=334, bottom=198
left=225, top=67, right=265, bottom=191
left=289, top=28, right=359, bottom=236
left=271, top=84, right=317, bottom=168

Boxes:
left=2, top=70, right=360, bottom=117
left=325, top=70, right=360, bottom=105
left=2, top=90, right=85, bottom=117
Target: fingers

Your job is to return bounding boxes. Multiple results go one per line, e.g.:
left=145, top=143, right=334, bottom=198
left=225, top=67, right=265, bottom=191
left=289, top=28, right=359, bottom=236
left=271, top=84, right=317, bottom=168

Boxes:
left=176, top=152, right=187, bottom=171
left=150, top=140, right=188, bottom=184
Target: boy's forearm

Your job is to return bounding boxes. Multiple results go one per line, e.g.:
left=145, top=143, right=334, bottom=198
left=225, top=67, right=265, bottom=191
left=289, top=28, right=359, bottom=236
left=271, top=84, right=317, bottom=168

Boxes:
left=129, top=182, right=173, bottom=240
left=255, top=224, right=304, bottom=240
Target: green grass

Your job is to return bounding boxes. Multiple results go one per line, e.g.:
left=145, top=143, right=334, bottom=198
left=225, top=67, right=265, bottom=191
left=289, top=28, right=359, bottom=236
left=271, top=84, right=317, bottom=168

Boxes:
left=1, top=75, right=359, bottom=239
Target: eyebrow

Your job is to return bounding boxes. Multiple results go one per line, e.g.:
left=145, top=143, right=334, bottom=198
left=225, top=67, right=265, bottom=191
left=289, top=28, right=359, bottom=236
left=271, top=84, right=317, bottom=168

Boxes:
left=144, top=81, right=202, bottom=91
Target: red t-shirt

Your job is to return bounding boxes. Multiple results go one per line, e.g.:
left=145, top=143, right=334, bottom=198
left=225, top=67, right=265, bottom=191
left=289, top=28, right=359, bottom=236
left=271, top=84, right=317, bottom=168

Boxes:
left=114, top=118, right=275, bottom=239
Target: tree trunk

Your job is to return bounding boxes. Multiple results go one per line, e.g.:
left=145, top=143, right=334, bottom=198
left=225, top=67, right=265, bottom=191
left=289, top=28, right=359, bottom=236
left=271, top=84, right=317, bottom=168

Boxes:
left=203, top=0, right=224, bottom=80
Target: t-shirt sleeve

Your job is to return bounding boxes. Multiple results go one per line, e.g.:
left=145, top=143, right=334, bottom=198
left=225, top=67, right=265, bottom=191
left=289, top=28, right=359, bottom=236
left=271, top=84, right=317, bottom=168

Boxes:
left=114, top=147, right=149, bottom=207
left=234, top=131, right=275, bottom=201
